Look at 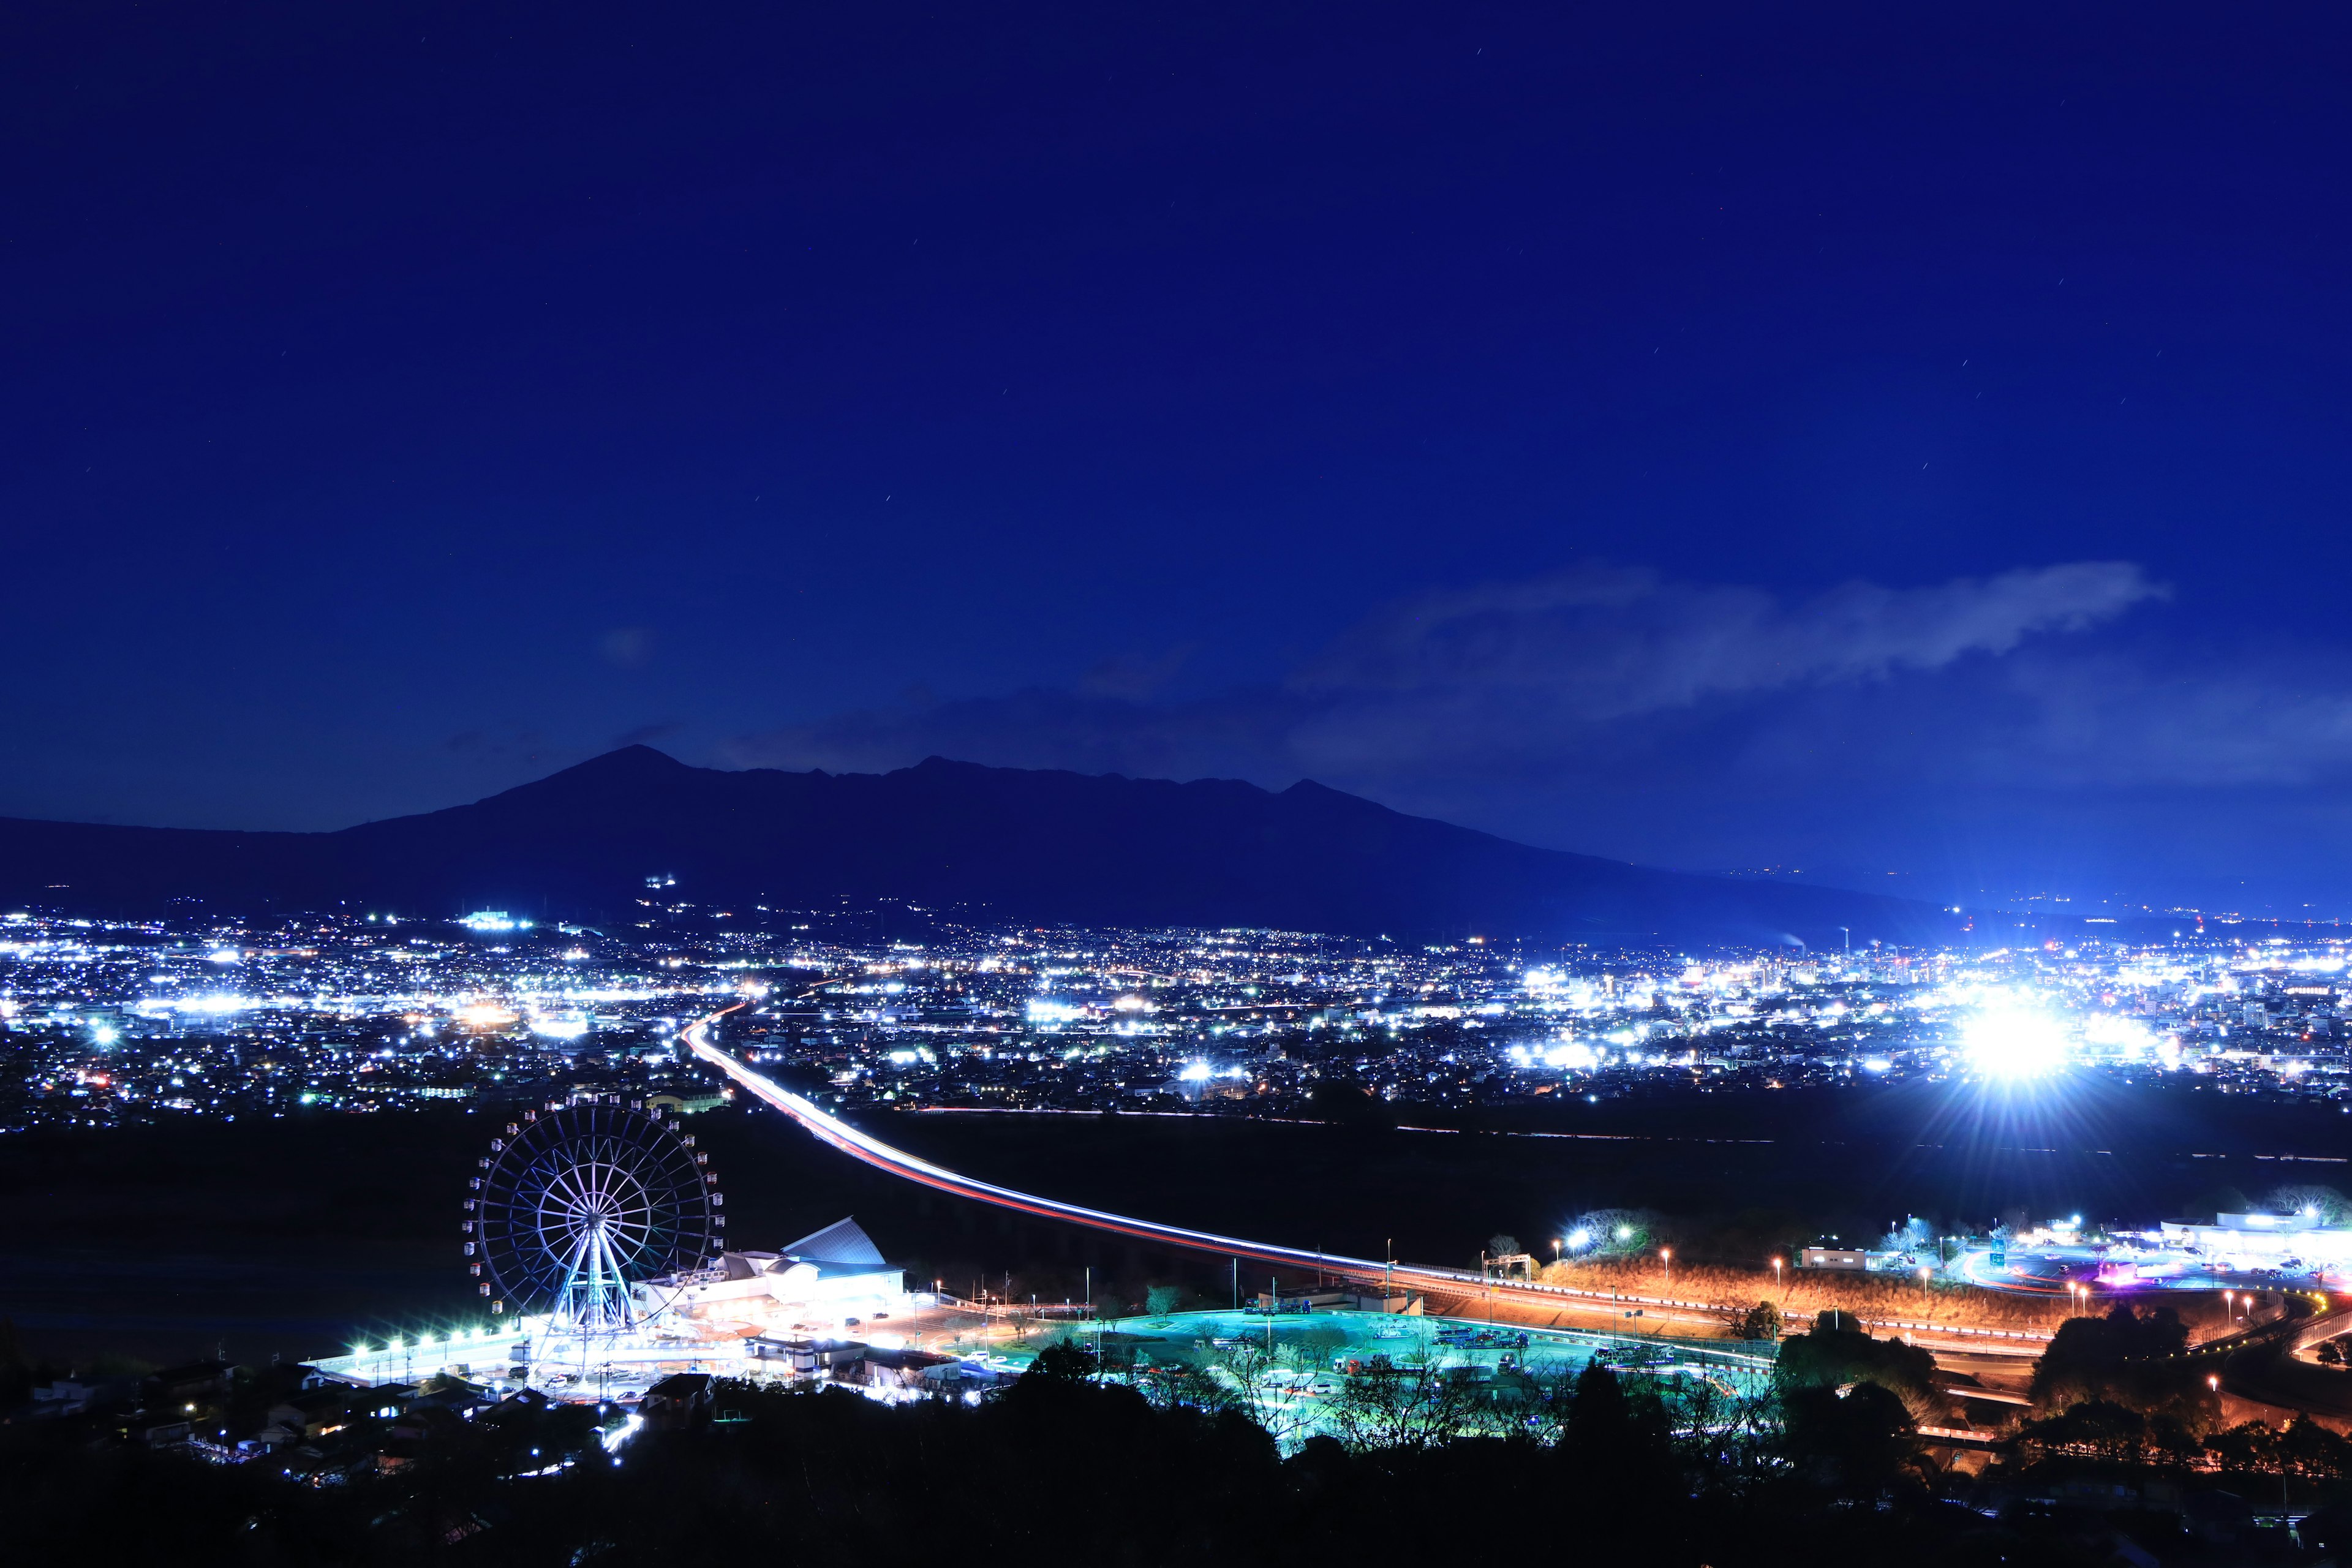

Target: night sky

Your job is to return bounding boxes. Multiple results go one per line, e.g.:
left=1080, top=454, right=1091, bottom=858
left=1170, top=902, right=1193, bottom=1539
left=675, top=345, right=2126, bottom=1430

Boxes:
left=7, top=3, right=2351, bottom=915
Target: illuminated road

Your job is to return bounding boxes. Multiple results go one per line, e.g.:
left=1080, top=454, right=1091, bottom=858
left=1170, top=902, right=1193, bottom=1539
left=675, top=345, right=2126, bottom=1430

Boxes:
left=684, top=1007, right=2048, bottom=1348
left=685, top=1006, right=1436, bottom=1290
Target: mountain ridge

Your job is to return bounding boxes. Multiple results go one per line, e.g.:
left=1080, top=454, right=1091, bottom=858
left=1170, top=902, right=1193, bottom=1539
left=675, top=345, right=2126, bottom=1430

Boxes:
left=0, top=748, right=1953, bottom=946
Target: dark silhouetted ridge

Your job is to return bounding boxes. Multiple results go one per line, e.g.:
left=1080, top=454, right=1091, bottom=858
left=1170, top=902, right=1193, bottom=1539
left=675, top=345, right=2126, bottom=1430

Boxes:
left=0, top=750, right=1956, bottom=946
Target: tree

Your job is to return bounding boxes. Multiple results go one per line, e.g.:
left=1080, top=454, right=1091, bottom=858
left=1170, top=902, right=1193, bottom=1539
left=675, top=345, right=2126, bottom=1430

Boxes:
left=1556, top=1362, right=1678, bottom=1509
left=1713, top=1299, right=1783, bottom=1341
left=1780, top=1381, right=1918, bottom=1501
left=1776, top=1316, right=1950, bottom=1427
left=2019, top=1398, right=2146, bottom=1463
left=2267, top=1183, right=2352, bottom=1226
left=1023, top=1340, right=1099, bottom=1383
left=1877, top=1217, right=1931, bottom=1254
left=1566, top=1207, right=1662, bottom=1258
left=2029, top=1303, right=2214, bottom=1431
left=1327, top=1354, right=1486, bottom=1452
left=1144, top=1284, right=1185, bottom=1317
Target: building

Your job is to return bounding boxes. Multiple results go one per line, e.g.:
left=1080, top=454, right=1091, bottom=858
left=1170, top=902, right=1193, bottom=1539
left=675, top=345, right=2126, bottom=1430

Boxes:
left=2158, top=1212, right=2352, bottom=1269
left=647, top=1089, right=729, bottom=1115
left=643, top=1216, right=911, bottom=1332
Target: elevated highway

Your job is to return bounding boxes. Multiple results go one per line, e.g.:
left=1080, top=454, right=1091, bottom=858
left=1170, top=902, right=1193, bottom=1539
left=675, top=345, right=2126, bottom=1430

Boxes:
left=684, top=1008, right=2043, bottom=1352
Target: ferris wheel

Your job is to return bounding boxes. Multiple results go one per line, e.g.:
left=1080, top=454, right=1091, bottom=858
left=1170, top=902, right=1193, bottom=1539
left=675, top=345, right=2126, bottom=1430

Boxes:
left=463, top=1098, right=724, bottom=1331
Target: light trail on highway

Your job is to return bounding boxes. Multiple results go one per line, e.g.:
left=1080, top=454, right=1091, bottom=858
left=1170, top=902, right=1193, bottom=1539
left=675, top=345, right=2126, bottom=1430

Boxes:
left=683, top=1006, right=2049, bottom=1346
left=683, top=1005, right=1492, bottom=1298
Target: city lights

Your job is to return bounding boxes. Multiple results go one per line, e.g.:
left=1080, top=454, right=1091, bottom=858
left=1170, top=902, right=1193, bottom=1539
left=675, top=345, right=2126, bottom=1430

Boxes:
left=3, top=903, right=2349, bottom=1136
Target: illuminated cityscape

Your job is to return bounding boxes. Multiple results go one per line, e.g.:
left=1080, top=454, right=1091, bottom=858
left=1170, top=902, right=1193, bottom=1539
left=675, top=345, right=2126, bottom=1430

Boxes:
left=8, top=904, right=2351, bottom=1132
left=15, top=2, right=2352, bottom=1560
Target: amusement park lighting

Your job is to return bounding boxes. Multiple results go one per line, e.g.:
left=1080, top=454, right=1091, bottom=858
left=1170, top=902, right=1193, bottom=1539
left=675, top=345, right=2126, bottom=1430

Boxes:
left=1961, top=1003, right=2071, bottom=1079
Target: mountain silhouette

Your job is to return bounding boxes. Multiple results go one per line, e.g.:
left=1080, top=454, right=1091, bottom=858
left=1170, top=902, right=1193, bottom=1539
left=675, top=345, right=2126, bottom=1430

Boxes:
left=0, top=748, right=1950, bottom=946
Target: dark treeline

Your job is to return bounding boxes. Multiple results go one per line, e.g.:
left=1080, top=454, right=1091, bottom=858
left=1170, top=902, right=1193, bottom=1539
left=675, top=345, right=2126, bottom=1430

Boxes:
left=0, top=1347, right=1943, bottom=1566
left=13, top=1324, right=2352, bottom=1566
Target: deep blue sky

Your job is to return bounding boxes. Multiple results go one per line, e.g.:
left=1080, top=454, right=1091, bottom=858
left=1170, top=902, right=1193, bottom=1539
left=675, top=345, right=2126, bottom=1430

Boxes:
left=6, top=2, right=2351, bottom=914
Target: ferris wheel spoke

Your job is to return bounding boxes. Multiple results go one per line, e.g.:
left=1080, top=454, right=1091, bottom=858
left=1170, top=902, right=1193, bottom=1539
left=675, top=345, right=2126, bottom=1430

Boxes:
left=470, top=1107, right=712, bottom=1325
left=546, top=1164, right=598, bottom=1209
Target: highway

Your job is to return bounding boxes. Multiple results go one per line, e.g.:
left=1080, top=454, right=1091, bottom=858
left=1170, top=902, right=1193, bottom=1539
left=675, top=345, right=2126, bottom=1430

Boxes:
left=685, top=1006, right=1429, bottom=1288
left=683, top=1006, right=2049, bottom=1351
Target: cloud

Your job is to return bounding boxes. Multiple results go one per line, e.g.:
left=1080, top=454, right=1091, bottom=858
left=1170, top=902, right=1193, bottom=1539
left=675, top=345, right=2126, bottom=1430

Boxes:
left=719, top=559, right=2352, bottom=908
left=1294, top=562, right=2166, bottom=718
left=726, top=560, right=2171, bottom=791
left=1974, top=651, right=2352, bottom=790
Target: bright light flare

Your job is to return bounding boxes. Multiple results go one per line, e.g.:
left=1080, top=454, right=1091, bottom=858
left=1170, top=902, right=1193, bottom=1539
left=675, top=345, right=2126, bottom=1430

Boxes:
left=1962, top=1005, right=2071, bottom=1079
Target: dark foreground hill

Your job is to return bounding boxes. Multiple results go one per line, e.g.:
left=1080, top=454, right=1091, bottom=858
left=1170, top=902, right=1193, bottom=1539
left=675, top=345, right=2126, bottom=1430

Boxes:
left=0, top=748, right=1949, bottom=946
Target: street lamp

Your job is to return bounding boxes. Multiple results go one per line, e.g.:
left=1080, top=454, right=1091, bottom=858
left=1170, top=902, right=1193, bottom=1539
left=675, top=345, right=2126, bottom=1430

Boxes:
left=1771, top=1257, right=1784, bottom=1300
left=1660, top=1247, right=1672, bottom=1290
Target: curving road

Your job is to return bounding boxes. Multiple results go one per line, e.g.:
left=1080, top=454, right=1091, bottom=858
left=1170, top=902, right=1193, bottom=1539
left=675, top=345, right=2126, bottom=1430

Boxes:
left=685, top=1006, right=1428, bottom=1290
left=683, top=1006, right=2042, bottom=1348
